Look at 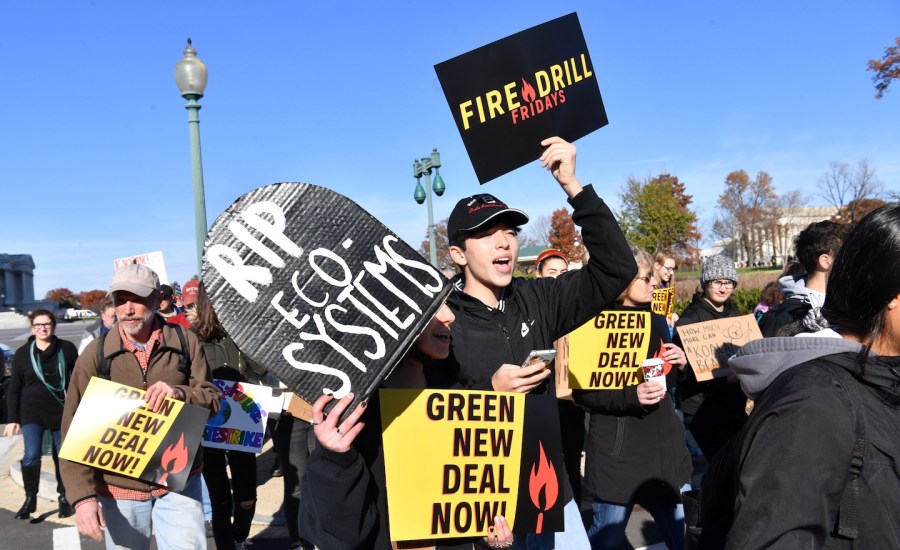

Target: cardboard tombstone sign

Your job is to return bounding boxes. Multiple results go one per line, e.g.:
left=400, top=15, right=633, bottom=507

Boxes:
left=435, top=12, right=607, bottom=184
left=202, top=183, right=450, bottom=415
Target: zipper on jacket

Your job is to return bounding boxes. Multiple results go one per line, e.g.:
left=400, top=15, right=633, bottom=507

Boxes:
left=611, top=417, right=625, bottom=456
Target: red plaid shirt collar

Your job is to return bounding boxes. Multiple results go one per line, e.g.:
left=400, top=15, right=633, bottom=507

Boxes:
left=117, top=317, right=164, bottom=371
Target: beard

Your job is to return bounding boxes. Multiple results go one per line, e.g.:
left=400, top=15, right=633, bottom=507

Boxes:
left=119, top=309, right=154, bottom=336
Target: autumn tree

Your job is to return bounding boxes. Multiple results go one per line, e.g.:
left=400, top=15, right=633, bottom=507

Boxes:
left=818, top=160, right=882, bottom=219
left=713, top=170, right=778, bottom=265
left=832, top=197, right=888, bottom=224
left=418, top=217, right=453, bottom=270
left=45, top=288, right=79, bottom=309
left=522, top=214, right=552, bottom=248
left=868, top=37, right=900, bottom=99
left=548, top=208, right=585, bottom=263
left=77, top=290, right=109, bottom=312
left=617, top=174, right=700, bottom=263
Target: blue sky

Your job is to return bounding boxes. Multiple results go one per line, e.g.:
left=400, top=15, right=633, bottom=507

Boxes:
left=2, top=1, right=898, bottom=297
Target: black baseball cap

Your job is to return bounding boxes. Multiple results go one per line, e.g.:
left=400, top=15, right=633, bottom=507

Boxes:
left=447, top=193, right=529, bottom=242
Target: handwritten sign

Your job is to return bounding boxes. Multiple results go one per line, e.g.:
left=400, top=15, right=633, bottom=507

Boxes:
left=434, top=13, right=607, bottom=183
left=380, top=390, right=564, bottom=540
left=203, top=183, right=450, bottom=416
left=567, top=311, right=651, bottom=389
left=60, top=378, right=208, bottom=491
left=651, top=287, right=674, bottom=319
left=675, top=314, right=763, bottom=381
left=113, top=250, right=169, bottom=284
left=202, top=380, right=276, bottom=453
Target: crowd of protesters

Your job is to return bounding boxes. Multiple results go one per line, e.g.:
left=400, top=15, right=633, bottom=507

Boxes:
left=3, top=135, right=898, bottom=550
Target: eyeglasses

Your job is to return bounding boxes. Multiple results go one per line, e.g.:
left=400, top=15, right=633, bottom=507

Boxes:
left=32, top=323, right=53, bottom=329
left=634, top=274, right=652, bottom=284
left=662, top=265, right=677, bottom=272
left=709, top=280, right=735, bottom=289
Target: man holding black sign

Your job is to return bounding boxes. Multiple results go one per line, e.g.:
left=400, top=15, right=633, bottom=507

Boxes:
left=428, top=137, right=636, bottom=549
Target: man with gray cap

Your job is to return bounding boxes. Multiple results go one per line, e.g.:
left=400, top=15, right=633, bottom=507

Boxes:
left=60, top=264, right=220, bottom=549
left=427, top=137, right=636, bottom=549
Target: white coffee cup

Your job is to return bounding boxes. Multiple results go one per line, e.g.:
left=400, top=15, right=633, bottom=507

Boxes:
left=641, top=358, right=666, bottom=391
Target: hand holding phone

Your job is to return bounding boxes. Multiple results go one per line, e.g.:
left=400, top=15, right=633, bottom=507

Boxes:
left=522, top=349, right=557, bottom=367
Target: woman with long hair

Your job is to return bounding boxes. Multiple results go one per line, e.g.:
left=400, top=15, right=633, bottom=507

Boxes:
left=573, top=246, right=691, bottom=550
left=4, top=309, right=78, bottom=519
left=722, top=203, right=900, bottom=548
left=191, top=282, right=267, bottom=550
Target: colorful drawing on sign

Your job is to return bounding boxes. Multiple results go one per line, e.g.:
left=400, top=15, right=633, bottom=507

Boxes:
left=202, top=183, right=450, bottom=417
left=675, top=314, right=763, bottom=381
left=202, top=380, right=274, bottom=453
left=380, top=390, right=564, bottom=541
left=59, top=377, right=209, bottom=491
left=567, top=311, right=652, bottom=389
left=434, top=13, right=607, bottom=184
left=651, top=287, right=674, bottom=318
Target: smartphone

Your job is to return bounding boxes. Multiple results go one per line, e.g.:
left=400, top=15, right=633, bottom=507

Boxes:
left=522, top=349, right=557, bottom=367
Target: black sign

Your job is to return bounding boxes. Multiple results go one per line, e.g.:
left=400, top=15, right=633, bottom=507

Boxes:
left=202, top=183, right=450, bottom=414
left=435, top=12, right=607, bottom=184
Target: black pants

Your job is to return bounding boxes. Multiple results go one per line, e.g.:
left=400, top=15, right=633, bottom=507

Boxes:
left=272, top=413, right=316, bottom=547
left=202, top=448, right=257, bottom=549
left=558, top=399, right=586, bottom=506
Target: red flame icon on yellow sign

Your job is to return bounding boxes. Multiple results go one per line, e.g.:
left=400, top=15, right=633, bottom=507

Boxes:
left=158, top=433, right=189, bottom=486
left=528, top=441, right=558, bottom=533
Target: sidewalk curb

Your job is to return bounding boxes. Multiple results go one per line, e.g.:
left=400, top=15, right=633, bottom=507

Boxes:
left=3, top=435, right=60, bottom=501
left=3, top=430, right=285, bottom=526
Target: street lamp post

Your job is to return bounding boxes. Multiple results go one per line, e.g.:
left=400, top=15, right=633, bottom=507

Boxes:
left=174, top=38, right=209, bottom=276
left=413, top=148, right=446, bottom=268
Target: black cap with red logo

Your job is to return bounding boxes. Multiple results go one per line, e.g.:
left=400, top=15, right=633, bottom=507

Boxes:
left=447, top=193, right=529, bottom=242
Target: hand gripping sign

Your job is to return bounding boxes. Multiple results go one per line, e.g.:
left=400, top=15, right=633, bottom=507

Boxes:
left=202, top=183, right=450, bottom=415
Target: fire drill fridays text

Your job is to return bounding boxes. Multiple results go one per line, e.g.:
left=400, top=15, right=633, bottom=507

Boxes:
left=206, top=200, right=443, bottom=399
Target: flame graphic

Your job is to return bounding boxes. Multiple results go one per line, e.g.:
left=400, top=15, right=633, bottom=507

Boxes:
left=521, top=78, right=537, bottom=103
left=528, top=441, right=558, bottom=533
left=158, top=433, right=189, bottom=486
left=652, top=338, right=673, bottom=375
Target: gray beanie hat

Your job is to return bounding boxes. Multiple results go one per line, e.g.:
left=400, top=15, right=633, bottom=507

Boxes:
left=701, top=255, right=739, bottom=287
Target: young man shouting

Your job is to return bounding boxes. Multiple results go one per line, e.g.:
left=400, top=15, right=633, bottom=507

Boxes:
left=428, top=137, right=636, bottom=549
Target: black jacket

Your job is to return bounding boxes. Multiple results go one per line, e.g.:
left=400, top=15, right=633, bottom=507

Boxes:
left=427, top=185, right=636, bottom=394
left=724, top=339, right=900, bottom=548
left=300, top=391, right=491, bottom=550
left=573, top=307, right=691, bottom=505
left=674, top=293, right=745, bottom=417
left=7, top=335, right=78, bottom=428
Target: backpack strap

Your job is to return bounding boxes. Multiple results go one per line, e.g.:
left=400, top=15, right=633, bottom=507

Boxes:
left=95, top=331, right=127, bottom=380
left=812, top=360, right=867, bottom=540
left=173, top=324, right=192, bottom=383
left=95, top=326, right=192, bottom=383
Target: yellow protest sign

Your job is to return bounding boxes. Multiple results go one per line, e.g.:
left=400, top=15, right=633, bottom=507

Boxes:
left=651, top=287, right=674, bottom=318
left=567, top=311, right=651, bottom=389
left=60, top=377, right=209, bottom=490
left=380, top=390, right=564, bottom=541
left=676, top=314, right=763, bottom=381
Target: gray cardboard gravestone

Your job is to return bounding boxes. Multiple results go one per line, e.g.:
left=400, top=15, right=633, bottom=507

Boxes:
left=202, top=183, right=450, bottom=414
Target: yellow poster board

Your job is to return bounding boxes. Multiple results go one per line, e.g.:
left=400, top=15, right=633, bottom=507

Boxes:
left=675, top=314, right=763, bottom=381
left=651, top=287, right=674, bottom=318
left=60, top=377, right=209, bottom=490
left=567, top=311, right=651, bottom=389
left=380, top=389, right=564, bottom=541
